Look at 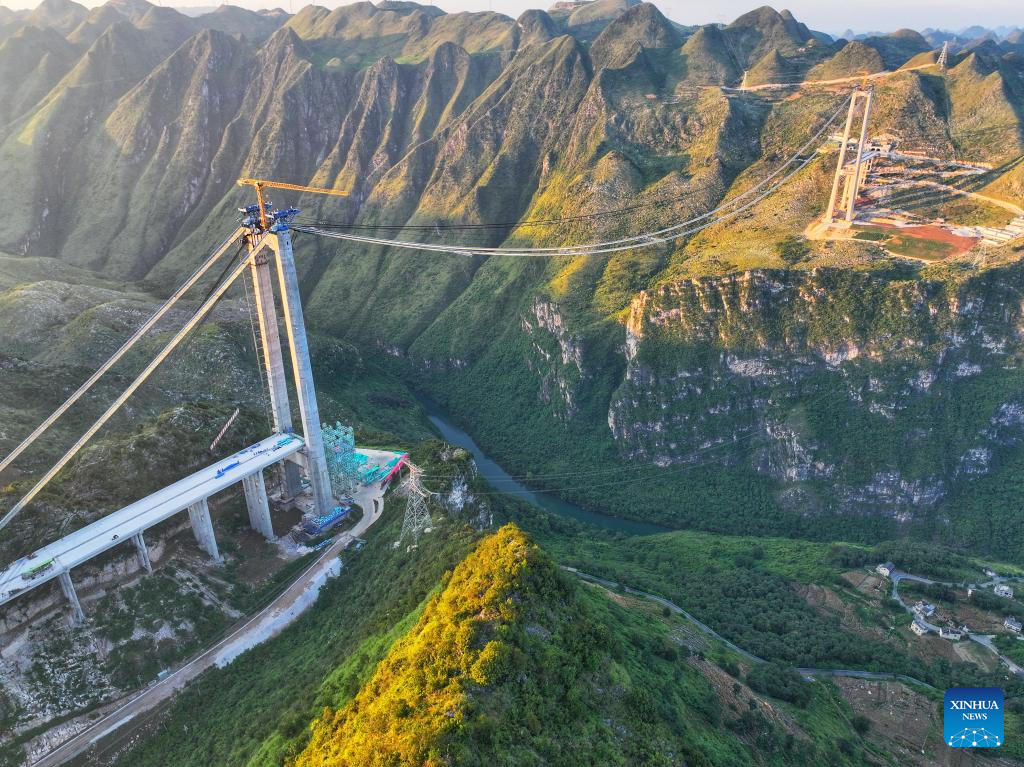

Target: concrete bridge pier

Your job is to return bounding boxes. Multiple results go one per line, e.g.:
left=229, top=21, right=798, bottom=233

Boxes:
left=242, top=471, right=274, bottom=541
left=133, top=532, right=152, bottom=574
left=188, top=499, right=222, bottom=563
left=58, top=571, right=85, bottom=625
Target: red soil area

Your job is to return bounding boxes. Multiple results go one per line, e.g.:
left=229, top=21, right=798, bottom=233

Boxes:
left=873, top=223, right=979, bottom=256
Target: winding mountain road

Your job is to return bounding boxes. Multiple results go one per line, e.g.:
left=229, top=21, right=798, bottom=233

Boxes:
left=564, top=567, right=936, bottom=689
left=28, top=455, right=396, bottom=767
left=889, top=569, right=1024, bottom=677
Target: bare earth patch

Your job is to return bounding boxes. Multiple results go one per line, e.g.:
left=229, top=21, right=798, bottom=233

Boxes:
left=835, top=678, right=1015, bottom=767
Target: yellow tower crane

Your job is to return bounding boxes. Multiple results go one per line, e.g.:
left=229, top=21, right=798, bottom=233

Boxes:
left=237, top=178, right=349, bottom=230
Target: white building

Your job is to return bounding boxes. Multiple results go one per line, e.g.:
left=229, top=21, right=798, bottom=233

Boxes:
left=910, top=619, right=929, bottom=636
left=996, top=584, right=1014, bottom=598
left=868, top=133, right=900, bottom=153
left=876, top=562, right=896, bottom=577
left=913, top=601, right=936, bottom=618
left=1005, top=616, right=1022, bottom=633
left=939, top=627, right=962, bottom=641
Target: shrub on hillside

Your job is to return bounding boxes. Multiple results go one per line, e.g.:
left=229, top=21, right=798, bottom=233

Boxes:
left=746, top=663, right=811, bottom=707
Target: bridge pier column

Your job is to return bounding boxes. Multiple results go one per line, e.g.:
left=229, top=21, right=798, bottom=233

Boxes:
left=133, top=532, right=152, bottom=574
left=58, top=571, right=85, bottom=625
left=242, top=471, right=275, bottom=541
left=188, top=498, right=222, bottom=563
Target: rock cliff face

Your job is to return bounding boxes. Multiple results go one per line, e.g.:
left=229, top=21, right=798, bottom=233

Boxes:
left=522, top=297, right=589, bottom=420
left=3, top=0, right=1024, bottom=555
left=606, top=266, right=1024, bottom=524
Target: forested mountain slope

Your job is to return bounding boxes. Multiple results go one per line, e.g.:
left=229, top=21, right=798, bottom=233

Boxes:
left=2, top=0, right=1024, bottom=560
left=116, top=514, right=908, bottom=767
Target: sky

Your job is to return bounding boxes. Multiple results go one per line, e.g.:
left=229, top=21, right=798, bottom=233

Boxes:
left=0, top=0, right=1021, bottom=36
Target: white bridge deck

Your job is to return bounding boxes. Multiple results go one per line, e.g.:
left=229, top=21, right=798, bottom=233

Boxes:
left=0, top=433, right=304, bottom=606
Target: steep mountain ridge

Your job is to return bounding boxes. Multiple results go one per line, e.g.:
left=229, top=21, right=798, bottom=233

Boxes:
left=0, top=25, right=78, bottom=128
left=23, top=0, right=88, bottom=35
left=1, top=0, right=1024, bottom=559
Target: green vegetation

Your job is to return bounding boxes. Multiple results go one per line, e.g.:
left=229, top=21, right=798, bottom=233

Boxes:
left=827, top=540, right=982, bottom=582
left=293, top=523, right=890, bottom=767
left=0, top=689, right=18, bottom=746
left=2, top=0, right=1024, bottom=572
left=114, top=442, right=483, bottom=767
left=884, top=234, right=957, bottom=261
left=296, top=524, right=700, bottom=766
left=2, top=4, right=1024, bottom=762
left=775, top=235, right=811, bottom=264
left=91, top=570, right=231, bottom=688
left=994, top=635, right=1024, bottom=666
left=505, top=500, right=1024, bottom=700
left=746, top=663, right=811, bottom=707
left=120, top=514, right=905, bottom=767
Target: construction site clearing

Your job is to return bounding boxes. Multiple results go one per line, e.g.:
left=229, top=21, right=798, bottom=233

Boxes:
left=808, top=128, right=1024, bottom=261
left=284, top=447, right=408, bottom=544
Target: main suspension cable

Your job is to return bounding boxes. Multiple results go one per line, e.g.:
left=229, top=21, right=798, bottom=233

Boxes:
left=300, top=95, right=851, bottom=237
left=0, top=228, right=246, bottom=479
left=0, top=237, right=261, bottom=532
left=293, top=95, right=850, bottom=257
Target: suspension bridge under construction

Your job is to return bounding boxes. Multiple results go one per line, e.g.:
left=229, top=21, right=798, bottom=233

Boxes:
left=0, top=69, right=1003, bottom=625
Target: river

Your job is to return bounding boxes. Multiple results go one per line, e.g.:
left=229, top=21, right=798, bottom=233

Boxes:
left=421, top=400, right=667, bottom=536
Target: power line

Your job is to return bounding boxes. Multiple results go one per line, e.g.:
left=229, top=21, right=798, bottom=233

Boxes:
left=0, top=229, right=245, bottom=481
left=296, top=94, right=852, bottom=242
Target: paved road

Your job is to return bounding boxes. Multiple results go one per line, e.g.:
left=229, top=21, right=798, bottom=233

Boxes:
left=564, top=568, right=935, bottom=689
left=29, top=451, right=398, bottom=767
left=565, top=567, right=763, bottom=663
left=889, top=569, right=1024, bottom=677
left=0, top=433, right=305, bottom=606
left=722, top=62, right=937, bottom=93
left=890, top=572, right=942, bottom=631
left=795, top=668, right=936, bottom=690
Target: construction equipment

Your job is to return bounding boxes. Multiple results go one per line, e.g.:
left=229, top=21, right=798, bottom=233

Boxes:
left=237, top=178, right=349, bottom=231
left=322, top=422, right=361, bottom=498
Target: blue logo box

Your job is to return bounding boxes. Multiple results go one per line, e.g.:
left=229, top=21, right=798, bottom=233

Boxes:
left=945, top=687, right=1004, bottom=747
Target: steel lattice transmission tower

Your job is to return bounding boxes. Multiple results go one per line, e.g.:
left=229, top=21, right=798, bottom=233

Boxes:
left=396, top=464, right=432, bottom=548
left=322, top=422, right=361, bottom=499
